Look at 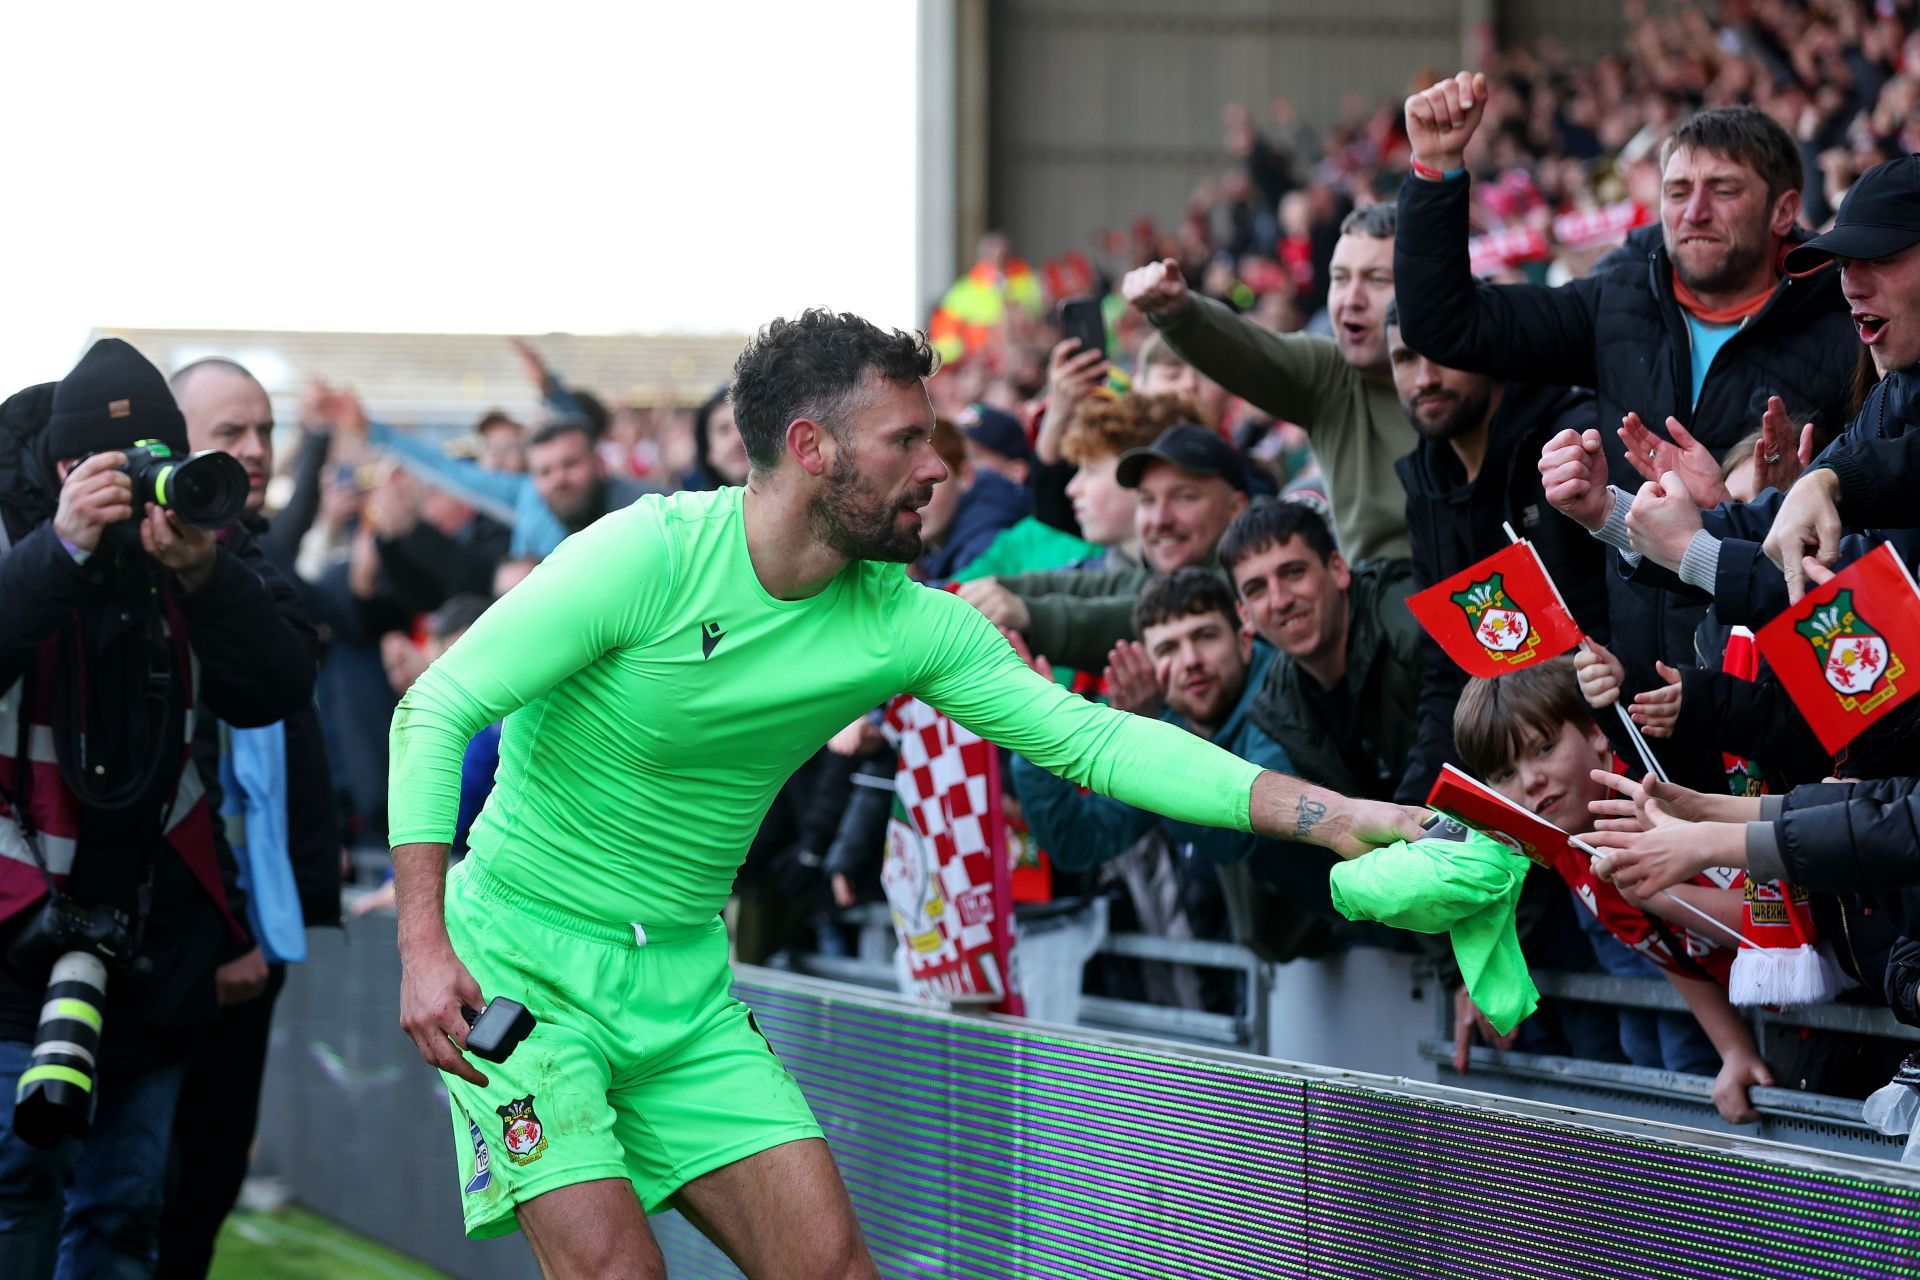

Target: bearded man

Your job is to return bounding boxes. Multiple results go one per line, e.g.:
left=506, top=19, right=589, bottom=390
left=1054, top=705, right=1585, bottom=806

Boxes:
left=386, top=309, right=1426, bottom=1279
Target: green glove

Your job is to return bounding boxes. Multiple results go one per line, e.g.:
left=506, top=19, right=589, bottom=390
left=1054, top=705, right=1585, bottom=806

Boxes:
left=1328, top=817, right=1538, bottom=1036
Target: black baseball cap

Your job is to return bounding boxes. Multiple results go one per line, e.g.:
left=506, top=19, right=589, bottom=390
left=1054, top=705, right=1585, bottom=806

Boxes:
left=957, top=402, right=1032, bottom=463
left=1115, top=424, right=1249, bottom=492
left=1784, top=155, right=1920, bottom=274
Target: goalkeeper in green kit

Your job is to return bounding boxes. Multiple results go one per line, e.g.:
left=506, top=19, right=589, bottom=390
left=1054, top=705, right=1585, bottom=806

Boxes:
left=387, top=309, right=1425, bottom=1278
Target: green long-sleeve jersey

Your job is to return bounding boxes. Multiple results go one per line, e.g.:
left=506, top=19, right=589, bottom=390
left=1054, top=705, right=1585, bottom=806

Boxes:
left=389, top=487, right=1265, bottom=927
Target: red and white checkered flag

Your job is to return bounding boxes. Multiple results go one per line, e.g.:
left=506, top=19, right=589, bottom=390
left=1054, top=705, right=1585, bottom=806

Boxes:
left=878, top=696, right=1021, bottom=1014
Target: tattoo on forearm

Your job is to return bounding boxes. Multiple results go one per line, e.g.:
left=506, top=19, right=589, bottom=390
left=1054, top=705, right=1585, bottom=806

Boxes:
left=1293, top=795, right=1328, bottom=838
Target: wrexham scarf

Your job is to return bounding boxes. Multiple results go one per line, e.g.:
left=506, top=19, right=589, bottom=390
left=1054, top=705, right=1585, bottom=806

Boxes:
left=1720, top=626, right=1851, bottom=1007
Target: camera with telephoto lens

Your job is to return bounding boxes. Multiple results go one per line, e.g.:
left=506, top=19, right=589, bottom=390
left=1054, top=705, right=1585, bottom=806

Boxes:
left=99, top=437, right=249, bottom=530
left=7, top=893, right=142, bottom=1149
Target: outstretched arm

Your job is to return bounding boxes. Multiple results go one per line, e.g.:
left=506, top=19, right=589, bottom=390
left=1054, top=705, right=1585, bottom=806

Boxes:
left=1668, top=971, right=1772, bottom=1124
left=910, top=587, right=1426, bottom=857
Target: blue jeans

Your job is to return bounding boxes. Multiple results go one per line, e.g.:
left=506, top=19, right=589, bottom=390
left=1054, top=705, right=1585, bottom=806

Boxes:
left=1577, top=909, right=1721, bottom=1076
left=0, top=1039, right=188, bottom=1280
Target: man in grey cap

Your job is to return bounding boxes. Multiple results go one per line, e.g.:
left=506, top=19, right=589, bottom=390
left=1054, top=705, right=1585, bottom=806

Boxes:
left=957, top=424, right=1248, bottom=672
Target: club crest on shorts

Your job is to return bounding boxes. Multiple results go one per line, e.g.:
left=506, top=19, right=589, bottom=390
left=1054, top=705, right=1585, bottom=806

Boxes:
left=1797, top=589, right=1903, bottom=711
left=1451, top=573, right=1538, bottom=663
left=497, top=1095, right=549, bottom=1165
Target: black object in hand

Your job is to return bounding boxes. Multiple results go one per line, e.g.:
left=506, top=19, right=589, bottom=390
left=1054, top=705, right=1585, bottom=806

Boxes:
left=461, top=997, right=536, bottom=1063
left=1419, top=812, right=1474, bottom=844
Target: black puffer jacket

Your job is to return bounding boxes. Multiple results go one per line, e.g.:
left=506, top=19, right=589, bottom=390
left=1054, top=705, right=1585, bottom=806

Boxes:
left=1394, top=381, right=1609, bottom=802
left=1886, top=890, right=1920, bottom=1026
left=1395, top=173, right=1858, bottom=692
left=1776, top=778, right=1920, bottom=893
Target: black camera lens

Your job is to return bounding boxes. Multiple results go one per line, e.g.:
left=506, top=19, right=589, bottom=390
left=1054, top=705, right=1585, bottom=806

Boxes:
left=121, top=444, right=249, bottom=529
left=14, top=951, right=108, bottom=1148
left=164, top=451, right=249, bottom=527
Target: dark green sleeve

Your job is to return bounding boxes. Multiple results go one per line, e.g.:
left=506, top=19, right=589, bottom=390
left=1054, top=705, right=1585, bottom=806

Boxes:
left=1000, top=565, right=1144, bottom=600
left=1150, top=295, right=1350, bottom=428
left=1020, top=592, right=1140, bottom=673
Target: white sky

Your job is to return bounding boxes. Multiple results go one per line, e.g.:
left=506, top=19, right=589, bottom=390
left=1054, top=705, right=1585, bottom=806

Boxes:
left=0, top=3, right=920, bottom=394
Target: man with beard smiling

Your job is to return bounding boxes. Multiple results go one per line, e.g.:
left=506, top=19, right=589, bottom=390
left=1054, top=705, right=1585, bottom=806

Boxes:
left=386, top=310, right=1426, bottom=1279
left=1395, top=73, right=1855, bottom=696
left=1385, top=303, right=1609, bottom=804
left=956, top=423, right=1249, bottom=672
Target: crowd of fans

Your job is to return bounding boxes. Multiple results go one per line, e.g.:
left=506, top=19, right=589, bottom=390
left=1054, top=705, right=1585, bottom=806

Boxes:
left=210, top=2, right=1920, bottom=1134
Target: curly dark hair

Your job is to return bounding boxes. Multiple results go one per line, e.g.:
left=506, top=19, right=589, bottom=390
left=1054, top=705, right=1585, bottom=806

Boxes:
left=1132, top=566, right=1240, bottom=636
left=728, top=309, right=938, bottom=472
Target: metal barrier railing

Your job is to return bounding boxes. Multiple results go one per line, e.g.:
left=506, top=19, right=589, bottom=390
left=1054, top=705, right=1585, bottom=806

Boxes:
left=254, top=924, right=1920, bottom=1280
left=797, top=916, right=1917, bottom=1158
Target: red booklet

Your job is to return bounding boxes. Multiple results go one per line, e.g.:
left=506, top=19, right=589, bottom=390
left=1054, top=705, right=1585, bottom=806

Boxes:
left=1406, top=540, right=1583, bottom=679
left=1425, top=764, right=1576, bottom=867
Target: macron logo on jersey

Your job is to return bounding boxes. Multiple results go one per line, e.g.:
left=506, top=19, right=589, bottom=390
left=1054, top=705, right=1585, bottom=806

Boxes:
left=701, top=621, right=727, bottom=659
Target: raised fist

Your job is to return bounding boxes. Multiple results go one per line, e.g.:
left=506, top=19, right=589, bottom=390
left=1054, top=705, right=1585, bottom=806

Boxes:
left=1404, top=70, right=1489, bottom=173
left=1120, top=258, right=1191, bottom=320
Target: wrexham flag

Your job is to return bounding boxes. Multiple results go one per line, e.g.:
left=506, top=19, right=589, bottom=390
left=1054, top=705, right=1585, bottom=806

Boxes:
left=1756, top=543, right=1920, bottom=754
left=1406, top=541, right=1583, bottom=678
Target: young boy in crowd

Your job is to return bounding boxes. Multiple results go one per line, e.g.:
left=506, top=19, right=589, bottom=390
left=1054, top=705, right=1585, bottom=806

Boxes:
left=1453, top=658, right=1774, bottom=1123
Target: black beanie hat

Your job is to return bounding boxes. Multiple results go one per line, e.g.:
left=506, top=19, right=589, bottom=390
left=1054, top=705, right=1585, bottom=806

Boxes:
left=45, top=338, right=188, bottom=462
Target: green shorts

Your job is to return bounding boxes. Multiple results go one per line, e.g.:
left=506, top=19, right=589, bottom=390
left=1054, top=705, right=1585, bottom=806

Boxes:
left=440, top=858, right=821, bottom=1239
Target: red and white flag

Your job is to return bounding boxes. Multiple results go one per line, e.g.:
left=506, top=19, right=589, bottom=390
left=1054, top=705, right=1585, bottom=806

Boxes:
left=1467, top=226, right=1550, bottom=276
left=878, top=696, right=1022, bottom=1015
left=1551, top=200, right=1653, bottom=251
left=1406, top=540, right=1583, bottom=679
left=1754, top=543, right=1920, bottom=755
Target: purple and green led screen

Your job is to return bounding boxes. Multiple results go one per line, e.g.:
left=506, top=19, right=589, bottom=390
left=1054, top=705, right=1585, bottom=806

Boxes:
left=663, top=979, right=1920, bottom=1280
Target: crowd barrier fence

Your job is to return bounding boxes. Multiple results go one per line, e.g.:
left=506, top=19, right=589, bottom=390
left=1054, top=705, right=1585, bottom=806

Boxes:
left=256, top=917, right=1920, bottom=1278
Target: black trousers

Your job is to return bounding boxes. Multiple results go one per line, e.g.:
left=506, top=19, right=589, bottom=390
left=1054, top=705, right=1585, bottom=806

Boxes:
left=153, top=963, right=288, bottom=1280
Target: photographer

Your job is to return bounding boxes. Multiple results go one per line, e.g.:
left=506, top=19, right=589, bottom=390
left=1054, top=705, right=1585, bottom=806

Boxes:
left=0, top=340, right=315, bottom=1279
